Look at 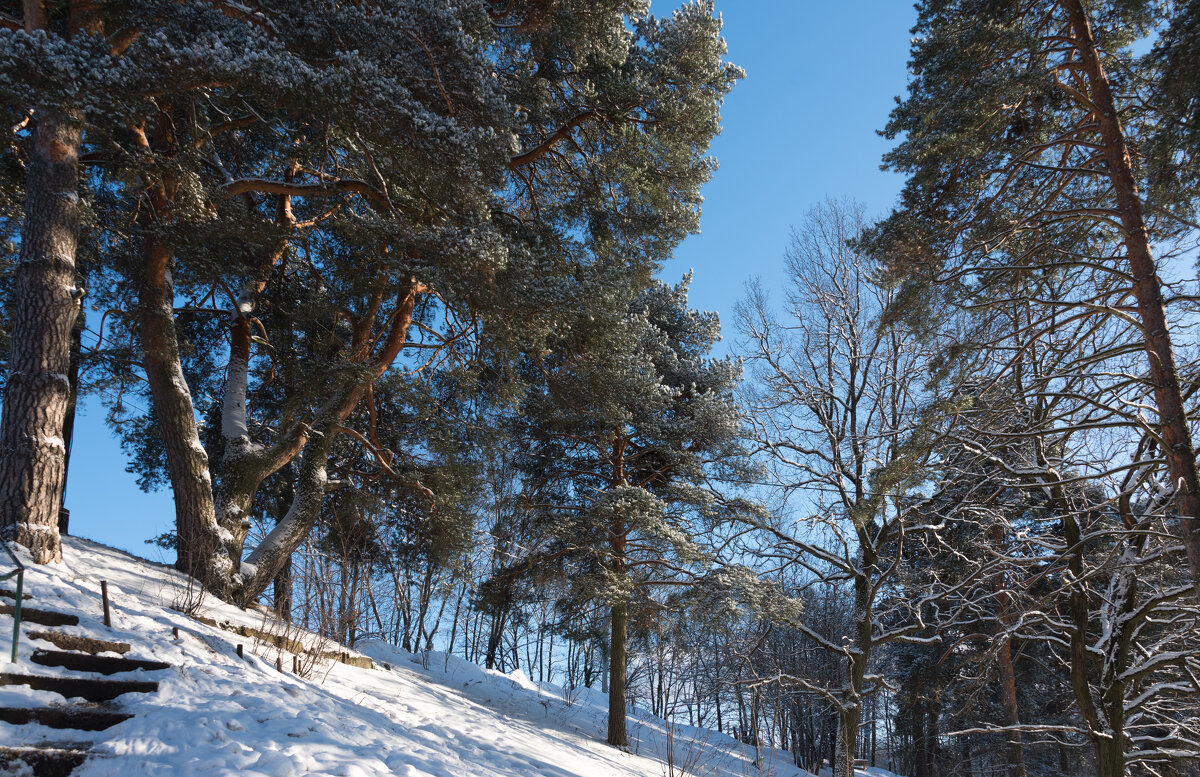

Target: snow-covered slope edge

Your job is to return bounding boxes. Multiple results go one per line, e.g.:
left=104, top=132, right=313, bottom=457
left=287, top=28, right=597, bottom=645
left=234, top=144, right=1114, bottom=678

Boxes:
left=0, top=537, right=882, bottom=777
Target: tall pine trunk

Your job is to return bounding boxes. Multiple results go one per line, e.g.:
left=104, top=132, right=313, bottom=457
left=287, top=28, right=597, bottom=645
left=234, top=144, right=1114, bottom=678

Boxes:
left=607, top=598, right=628, bottom=748
left=996, top=625, right=1026, bottom=777
left=0, top=106, right=82, bottom=563
left=1064, top=0, right=1200, bottom=590
left=607, top=437, right=629, bottom=748
left=133, top=108, right=227, bottom=588
left=991, top=524, right=1027, bottom=777
left=138, top=232, right=225, bottom=586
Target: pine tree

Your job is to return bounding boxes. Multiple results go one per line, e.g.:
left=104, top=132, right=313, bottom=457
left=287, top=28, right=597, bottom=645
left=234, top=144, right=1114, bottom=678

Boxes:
left=512, top=270, right=749, bottom=747
left=1148, top=0, right=1200, bottom=207
left=872, top=0, right=1200, bottom=591
left=4, top=0, right=738, bottom=598
left=900, top=277, right=1200, bottom=776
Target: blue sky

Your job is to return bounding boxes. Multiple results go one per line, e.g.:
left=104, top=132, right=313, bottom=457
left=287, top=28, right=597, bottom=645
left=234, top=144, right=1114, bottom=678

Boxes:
left=665, top=1, right=916, bottom=319
left=64, top=1, right=919, bottom=558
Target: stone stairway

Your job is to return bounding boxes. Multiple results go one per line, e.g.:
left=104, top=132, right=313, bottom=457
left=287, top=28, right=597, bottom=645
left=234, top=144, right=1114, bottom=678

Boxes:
left=0, top=587, right=172, bottom=776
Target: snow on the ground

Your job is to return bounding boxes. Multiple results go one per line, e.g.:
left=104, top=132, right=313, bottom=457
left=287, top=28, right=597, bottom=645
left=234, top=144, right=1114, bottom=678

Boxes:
left=1, top=537, right=900, bottom=777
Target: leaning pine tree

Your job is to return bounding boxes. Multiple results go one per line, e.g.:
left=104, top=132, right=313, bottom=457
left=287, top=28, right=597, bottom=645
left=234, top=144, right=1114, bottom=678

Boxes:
left=510, top=271, right=752, bottom=748
left=872, top=0, right=1200, bottom=592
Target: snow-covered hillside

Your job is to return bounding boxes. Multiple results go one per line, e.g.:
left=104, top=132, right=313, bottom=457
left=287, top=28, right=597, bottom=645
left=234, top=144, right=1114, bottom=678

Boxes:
left=1, top=537, right=899, bottom=777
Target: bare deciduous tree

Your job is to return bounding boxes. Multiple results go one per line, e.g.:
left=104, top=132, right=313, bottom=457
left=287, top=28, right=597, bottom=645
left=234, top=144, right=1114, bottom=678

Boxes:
left=737, top=199, right=951, bottom=777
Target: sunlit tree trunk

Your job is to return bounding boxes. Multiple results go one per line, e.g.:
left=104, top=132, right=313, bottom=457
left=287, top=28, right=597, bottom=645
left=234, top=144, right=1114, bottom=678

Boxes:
left=0, top=4, right=87, bottom=563
left=1064, top=0, right=1200, bottom=590
left=0, top=106, right=82, bottom=563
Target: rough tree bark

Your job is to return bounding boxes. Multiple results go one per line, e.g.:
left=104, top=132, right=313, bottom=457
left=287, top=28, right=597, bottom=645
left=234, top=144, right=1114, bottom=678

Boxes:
left=131, top=108, right=228, bottom=587
left=138, top=231, right=226, bottom=585
left=607, top=598, right=628, bottom=748
left=0, top=102, right=82, bottom=563
left=834, top=694, right=862, bottom=777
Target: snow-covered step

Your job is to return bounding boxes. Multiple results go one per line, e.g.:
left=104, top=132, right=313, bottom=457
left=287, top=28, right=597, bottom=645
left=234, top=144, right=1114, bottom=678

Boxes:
left=0, top=604, right=79, bottom=627
left=0, top=742, right=90, bottom=777
left=0, top=672, right=158, bottom=703
left=30, top=649, right=171, bottom=676
left=27, top=630, right=131, bottom=655
left=0, top=705, right=132, bottom=731
left=0, top=587, right=31, bottom=600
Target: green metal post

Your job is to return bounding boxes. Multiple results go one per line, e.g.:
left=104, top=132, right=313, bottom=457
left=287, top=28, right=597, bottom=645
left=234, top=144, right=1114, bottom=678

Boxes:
left=10, top=570, right=20, bottom=663
left=2, top=542, right=25, bottom=664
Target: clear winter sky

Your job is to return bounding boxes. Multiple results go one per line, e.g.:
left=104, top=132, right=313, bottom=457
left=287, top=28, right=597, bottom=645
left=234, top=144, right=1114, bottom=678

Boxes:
left=64, top=1, right=919, bottom=558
